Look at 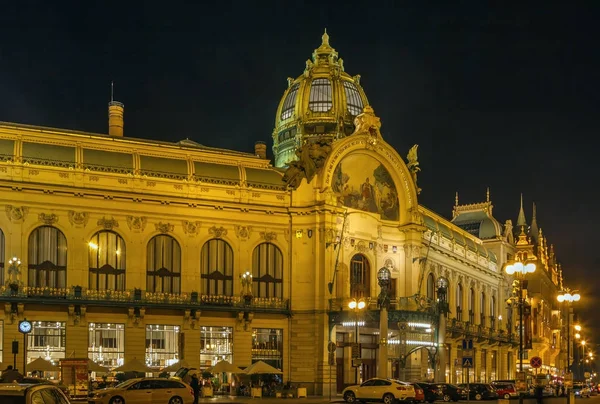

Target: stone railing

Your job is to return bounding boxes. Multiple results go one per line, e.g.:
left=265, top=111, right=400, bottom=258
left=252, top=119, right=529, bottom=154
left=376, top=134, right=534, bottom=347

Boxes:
left=0, top=285, right=289, bottom=311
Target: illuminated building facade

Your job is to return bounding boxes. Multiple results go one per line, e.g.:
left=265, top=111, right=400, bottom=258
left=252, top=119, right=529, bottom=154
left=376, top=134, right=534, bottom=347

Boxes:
left=0, top=32, right=572, bottom=394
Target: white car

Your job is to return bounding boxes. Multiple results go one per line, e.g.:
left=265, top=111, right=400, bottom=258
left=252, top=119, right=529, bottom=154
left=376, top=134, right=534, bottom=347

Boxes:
left=343, top=378, right=416, bottom=404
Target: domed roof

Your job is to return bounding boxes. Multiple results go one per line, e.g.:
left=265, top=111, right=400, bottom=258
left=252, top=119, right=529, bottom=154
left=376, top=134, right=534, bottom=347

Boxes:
left=272, top=31, right=370, bottom=168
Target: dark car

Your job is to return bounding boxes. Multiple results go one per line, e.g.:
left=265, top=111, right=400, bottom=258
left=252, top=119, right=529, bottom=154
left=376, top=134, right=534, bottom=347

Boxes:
left=414, top=383, right=441, bottom=403
left=458, top=383, right=498, bottom=400
left=0, top=383, right=71, bottom=404
left=433, top=383, right=465, bottom=402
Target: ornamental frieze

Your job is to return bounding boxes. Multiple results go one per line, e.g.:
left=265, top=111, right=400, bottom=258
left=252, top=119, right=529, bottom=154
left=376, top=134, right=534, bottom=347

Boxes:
left=126, top=216, right=147, bottom=232
left=98, top=216, right=119, bottom=230
left=209, top=226, right=227, bottom=238
left=155, top=222, right=174, bottom=234
left=260, top=231, right=277, bottom=242
left=68, top=211, right=89, bottom=227
left=38, top=213, right=58, bottom=225
left=234, top=225, right=252, bottom=240
left=182, top=221, right=201, bottom=236
left=5, top=205, right=28, bottom=223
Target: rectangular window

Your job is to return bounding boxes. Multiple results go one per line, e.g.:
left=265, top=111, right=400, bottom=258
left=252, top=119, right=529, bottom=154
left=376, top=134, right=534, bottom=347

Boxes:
left=200, top=326, right=233, bottom=369
left=88, top=323, right=125, bottom=368
left=491, top=350, right=497, bottom=381
left=27, top=321, right=66, bottom=365
left=480, top=349, right=487, bottom=382
left=146, top=325, right=180, bottom=369
left=252, top=328, right=283, bottom=371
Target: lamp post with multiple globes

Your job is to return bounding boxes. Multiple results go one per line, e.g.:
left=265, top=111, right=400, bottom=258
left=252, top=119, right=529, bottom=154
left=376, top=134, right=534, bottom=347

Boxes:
left=557, top=289, right=581, bottom=402
left=348, top=298, right=366, bottom=385
left=504, top=259, right=536, bottom=374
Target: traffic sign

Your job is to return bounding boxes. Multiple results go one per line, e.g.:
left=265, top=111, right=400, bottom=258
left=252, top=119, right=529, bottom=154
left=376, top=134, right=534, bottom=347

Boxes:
left=462, top=339, right=473, bottom=350
left=462, top=357, right=473, bottom=368
left=530, top=356, right=542, bottom=369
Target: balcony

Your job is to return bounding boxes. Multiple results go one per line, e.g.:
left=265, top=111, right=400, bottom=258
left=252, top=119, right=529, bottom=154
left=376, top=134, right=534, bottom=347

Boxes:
left=0, top=285, right=290, bottom=314
left=446, top=318, right=515, bottom=345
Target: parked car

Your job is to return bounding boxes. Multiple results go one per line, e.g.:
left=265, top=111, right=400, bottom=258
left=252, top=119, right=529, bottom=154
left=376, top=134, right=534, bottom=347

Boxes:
left=458, top=383, right=498, bottom=400
left=89, top=377, right=194, bottom=404
left=343, top=378, right=416, bottom=404
left=572, top=382, right=591, bottom=398
left=0, top=382, right=71, bottom=404
left=414, top=382, right=441, bottom=403
left=433, top=383, right=465, bottom=402
left=491, top=382, right=518, bottom=399
left=19, top=378, right=70, bottom=398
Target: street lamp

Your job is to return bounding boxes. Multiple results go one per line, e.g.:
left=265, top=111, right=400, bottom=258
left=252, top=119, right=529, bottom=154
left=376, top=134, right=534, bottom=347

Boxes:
left=557, top=289, right=581, bottom=376
left=505, top=259, right=536, bottom=374
left=348, top=298, right=366, bottom=384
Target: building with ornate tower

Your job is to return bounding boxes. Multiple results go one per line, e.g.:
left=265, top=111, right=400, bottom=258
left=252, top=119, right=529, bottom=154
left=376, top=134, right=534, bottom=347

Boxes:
left=0, top=31, right=577, bottom=396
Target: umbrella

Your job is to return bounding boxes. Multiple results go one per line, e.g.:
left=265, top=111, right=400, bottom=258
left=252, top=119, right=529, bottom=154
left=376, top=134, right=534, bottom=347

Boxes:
left=210, top=360, right=245, bottom=374
left=113, top=358, right=154, bottom=373
left=27, top=357, right=59, bottom=372
left=162, top=360, right=189, bottom=372
left=244, top=360, right=282, bottom=375
left=87, top=359, right=110, bottom=373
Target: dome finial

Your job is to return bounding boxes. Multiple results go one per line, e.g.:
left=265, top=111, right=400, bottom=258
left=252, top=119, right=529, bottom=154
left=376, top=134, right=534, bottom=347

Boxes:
left=322, top=28, right=330, bottom=46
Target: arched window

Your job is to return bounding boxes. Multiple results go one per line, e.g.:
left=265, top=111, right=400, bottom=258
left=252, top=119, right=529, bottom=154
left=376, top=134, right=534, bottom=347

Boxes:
left=469, top=288, right=475, bottom=323
left=280, top=83, right=299, bottom=120
left=456, top=283, right=463, bottom=321
left=308, top=78, right=332, bottom=112
left=350, top=254, right=370, bottom=299
left=252, top=243, right=283, bottom=298
left=201, top=239, right=234, bottom=296
left=28, top=226, right=67, bottom=288
left=147, top=235, right=181, bottom=294
left=480, top=292, right=486, bottom=326
left=426, top=273, right=435, bottom=300
left=89, top=230, right=126, bottom=291
left=491, top=296, right=497, bottom=329
left=0, top=228, right=4, bottom=285
left=343, top=81, right=364, bottom=115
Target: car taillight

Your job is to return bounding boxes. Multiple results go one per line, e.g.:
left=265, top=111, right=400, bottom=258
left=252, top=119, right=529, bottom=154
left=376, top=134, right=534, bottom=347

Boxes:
left=418, top=389, right=423, bottom=394
left=397, top=386, right=408, bottom=391
left=190, top=388, right=194, bottom=396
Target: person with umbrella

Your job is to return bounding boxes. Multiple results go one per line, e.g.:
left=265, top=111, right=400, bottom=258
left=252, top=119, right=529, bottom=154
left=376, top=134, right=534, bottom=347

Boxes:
left=190, top=373, right=200, bottom=404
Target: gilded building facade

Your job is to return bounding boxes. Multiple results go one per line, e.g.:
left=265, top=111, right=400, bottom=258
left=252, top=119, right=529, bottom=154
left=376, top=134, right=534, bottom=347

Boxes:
left=0, top=32, right=572, bottom=395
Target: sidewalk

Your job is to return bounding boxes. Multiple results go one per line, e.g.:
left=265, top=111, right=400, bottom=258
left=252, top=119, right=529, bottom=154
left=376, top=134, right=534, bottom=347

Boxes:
left=198, top=395, right=345, bottom=404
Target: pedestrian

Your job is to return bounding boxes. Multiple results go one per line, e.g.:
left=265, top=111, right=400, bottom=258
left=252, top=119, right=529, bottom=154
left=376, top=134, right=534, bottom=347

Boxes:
left=190, top=373, right=200, bottom=404
left=1, top=365, right=24, bottom=383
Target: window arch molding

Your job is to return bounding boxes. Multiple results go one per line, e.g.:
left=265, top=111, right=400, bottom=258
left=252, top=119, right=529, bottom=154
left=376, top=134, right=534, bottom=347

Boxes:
left=27, top=225, right=68, bottom=288
left=146, top=233, right=182, bottom=294
left=88, top=229, right=127, bottom=291
left=200, top=237, right=234, bottom=296
left=350, top=253, right=371, bottom=299
left=426, top=272, right=436, bottom=300
left=251, top=241, right=284, bottom=298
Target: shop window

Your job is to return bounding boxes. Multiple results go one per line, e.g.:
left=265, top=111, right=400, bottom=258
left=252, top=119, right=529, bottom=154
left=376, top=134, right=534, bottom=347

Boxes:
left=200, top=326, right=233, bottom=369
left=252, top=328, right=283, bottom=371
left=146, top=325, right=180, bottom=369
left=27, top=321, right=66, bottom=366
left=89, top=323, right=125, bottom=368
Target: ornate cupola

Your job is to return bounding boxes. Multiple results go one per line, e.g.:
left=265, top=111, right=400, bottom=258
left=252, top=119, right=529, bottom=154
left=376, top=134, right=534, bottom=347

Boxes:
left=272, top=30, right=370, bottom=168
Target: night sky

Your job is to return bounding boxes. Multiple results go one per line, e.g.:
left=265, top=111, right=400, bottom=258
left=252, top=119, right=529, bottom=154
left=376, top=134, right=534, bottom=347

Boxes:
left=1, top=2, right=599, bottom=340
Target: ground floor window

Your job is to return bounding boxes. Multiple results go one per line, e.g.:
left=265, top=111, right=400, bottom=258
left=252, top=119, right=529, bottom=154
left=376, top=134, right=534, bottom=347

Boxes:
left=200, top=326, right=233, bottom=369
left=252, top=328, right=283, bottom=371
left=89, top=323, right=125, bottom=368
left=480, top=349, right=487, bottom=382
left=27, top=321, right=66, bottom=366
left=490, top=350, right=497, bottom=381
left=146, top=325, right=180, bottom=369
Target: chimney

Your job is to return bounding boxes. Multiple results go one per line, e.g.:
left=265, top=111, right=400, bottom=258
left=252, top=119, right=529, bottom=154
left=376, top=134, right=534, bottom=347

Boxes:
left=108, top=82, right=124, bottom=137
left=254, top=141, right=267, bottom=159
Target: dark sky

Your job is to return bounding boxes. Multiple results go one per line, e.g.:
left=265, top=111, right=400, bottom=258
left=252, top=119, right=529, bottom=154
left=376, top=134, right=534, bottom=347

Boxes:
left=1, top=2, right=599, bottom=339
